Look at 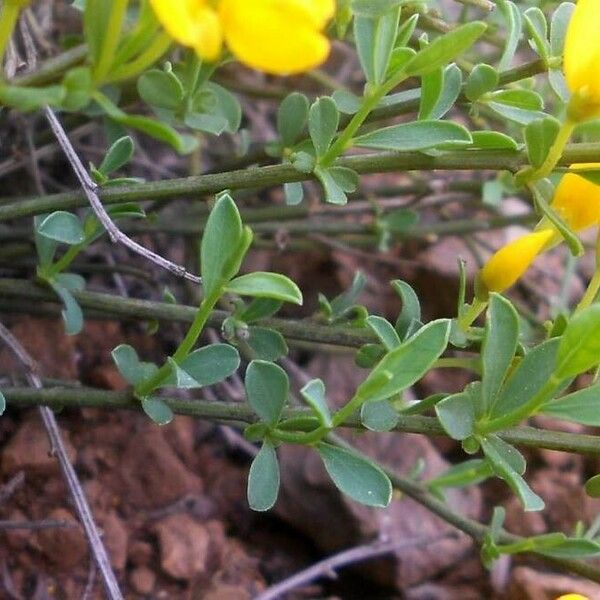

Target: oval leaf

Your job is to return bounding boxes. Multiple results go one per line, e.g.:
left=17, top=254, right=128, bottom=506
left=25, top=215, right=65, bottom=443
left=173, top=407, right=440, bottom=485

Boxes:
left=226, top=272, right=303, bottom=305
left=354, top=120, right=472, bottom=152
left=318, top=443, right=392, bottom=507
left=248, top=443, right=280, bottom=512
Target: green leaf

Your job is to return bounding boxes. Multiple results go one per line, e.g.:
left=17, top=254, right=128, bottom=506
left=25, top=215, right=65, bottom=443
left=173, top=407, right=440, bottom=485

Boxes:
left=200, top=194, right=245, bottom=298
left=332, top=90, right=361, bottom=115
left=550, top=2, right=575, bottom=56
left=418, top=65, right=444, bottom=124
left=248, top=443, right=280, bottom=511
left=585, top=474, right=600, bottom=498
left=200, top=83, right=242, bottom=134
left=350, top=0, right=406, bottom=18
left=481, top=437, right=544, bottom=512
left=49, top=281, right=84, bottom=336
left=541, top=383, right=600, bottom=425
left=392, top=280, right=421, bottom=340
left=330, top=271, right=366, bottom=317
left=245, top=360, right=289, bottom=425
left=239, top=298, right=283, bottom=323
left=524, top=7, right=550, bottom=61
left=366, top=316, right=400, bottom=350
left=525, top=117, right=560, bottom=169
left=539, top=538, right=600, bottom=559
left=142, top=397, right=174, bottom=426
left=491, top=338, right=560, bottom=418
left=435, top=392, right=475, bottom=440
left=112, top=344, right=157, bottom=386
left=318, top=443, right=392, bottom=507
left=315, top=166, right=349, bottom=205
left=481, top=294, right=519, bottom=414
left=300, top=379, right=332, bottom=428
left=167, top=357, right=200, bottom=389
left=284, top=182, right=304, bottom=206
left=361, top=400, right=398, bottom=432
left=405, top=22, right=487, bottom=77
left=471, top=131, right=518, bottom=150
left=427, top=459, right=493, bottom=491
left=355, top=120, right=472, bottom=152
left=309, top=97, right=339, bottom=157
left=37, top=211, right=85, bottom=245
left=483, top=434, right=526, bottom=475
left=497, top=0, right=523, bottom=70
left=98, top=136, right=134, bottom=176
left=84, top=0, right=111, bottom=66
left=355, top=344, right=386, bottom=369
left=137, top=68, right=184, bottom=111
left=62, top=66, right=93, bottom=111
left=278, top=92, right=309, bottom=147
left=554, top=305, right=600, bottom=379
left=356, top=319, right=450, bottom=403
left=354, top=7, right=401, bottom=84
left=246, top=327, right=288, bottom=362
left=379, top=208, right=419, bottom=234
left=0, top=390, right=5, bottom=416
left=0, top=84, right=65, bottom=111
left=176, top=344, right=240, bottom=387
left=487, top=102, right=546, bottom=125
left=489, top=89, right=544, bottom=111
left=226, top=272, right=302, bottom=305
left=465, top=64, right=499, bottom=102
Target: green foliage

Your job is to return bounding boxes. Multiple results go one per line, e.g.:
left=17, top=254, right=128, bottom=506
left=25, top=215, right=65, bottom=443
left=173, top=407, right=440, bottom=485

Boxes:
left=317, top=443, right=392, bottom=507
left=248, top=443, right=280, bottom=511
left=245, top=360, right=289, bottom=425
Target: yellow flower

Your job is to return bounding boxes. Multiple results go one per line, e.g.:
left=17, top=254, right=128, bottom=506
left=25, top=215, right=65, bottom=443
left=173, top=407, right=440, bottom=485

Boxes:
left=479, top=165, right=600, bottom=293
left=564, top=0, right=600, bottom=120
left=555, top=595, right=590, bottom=600
left=149, top=0, right=335, bottom=75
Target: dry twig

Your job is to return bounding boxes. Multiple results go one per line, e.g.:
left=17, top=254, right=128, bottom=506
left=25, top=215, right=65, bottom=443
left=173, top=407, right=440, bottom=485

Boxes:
left=0, top=322, right=123, bottom=600
left=43, top=106, right=202, bottom=285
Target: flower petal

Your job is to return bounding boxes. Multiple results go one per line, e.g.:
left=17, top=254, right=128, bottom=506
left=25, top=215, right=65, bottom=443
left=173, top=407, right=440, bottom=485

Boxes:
left=480, top=229, right=555, bottom=293
left=564, top=0, right=600, bottom=101
left=552, top=165, right=600, bottom=232
left=219, top=0, right=332, bottom=74
left=149, top=0, right=222, bottom=61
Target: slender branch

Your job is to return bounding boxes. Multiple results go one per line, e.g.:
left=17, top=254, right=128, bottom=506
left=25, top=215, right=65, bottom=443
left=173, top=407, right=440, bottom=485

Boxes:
left=42, top=106, right=201, bottom=284
left=328, top=434, right=600, bottom=584
left=256, top=534, right=452, bottom=600
left=4, top=142, right=600, bottom=222
left=0, top=323, right=123, bottom=600
left=3, top=386, right=600, bottom=456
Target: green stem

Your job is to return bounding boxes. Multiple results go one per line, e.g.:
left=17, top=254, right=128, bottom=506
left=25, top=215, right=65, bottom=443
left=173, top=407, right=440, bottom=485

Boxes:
left=575, top=269, right=600, bottom=314
left=104, top=32, right=171, bottom=84
left=331, top=392, right=366, bottom=427
left=478, top=376, right=561, bottom=434
left=44, top=244, right=85, bottom=278
left=518, top=120, right=575, bottom=185
left=458, top=297, right=488, bottom=332
left=7, top=143, right=600, bottom=222
left=134, top=287, right=222, bottom=398
left=6, top=385, right=600, bottom=455
left=320, top=70, right=409, bottom=167
left=271, top=426, right=328, bottom=445
left=93, top=0, right=129, bottom=83
left=0, top=2, right=21, bottom=68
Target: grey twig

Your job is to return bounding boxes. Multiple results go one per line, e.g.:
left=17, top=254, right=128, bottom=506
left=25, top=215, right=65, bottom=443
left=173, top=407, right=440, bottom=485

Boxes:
left=43, top=106, right=202, bottom=285
left=0, top=322, right=123, bottom=600
left=0, top=471, right=25, bottom=504
left=255, top=535, right=452, bottom=600
left=0, top=519, right=76, bottom=530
